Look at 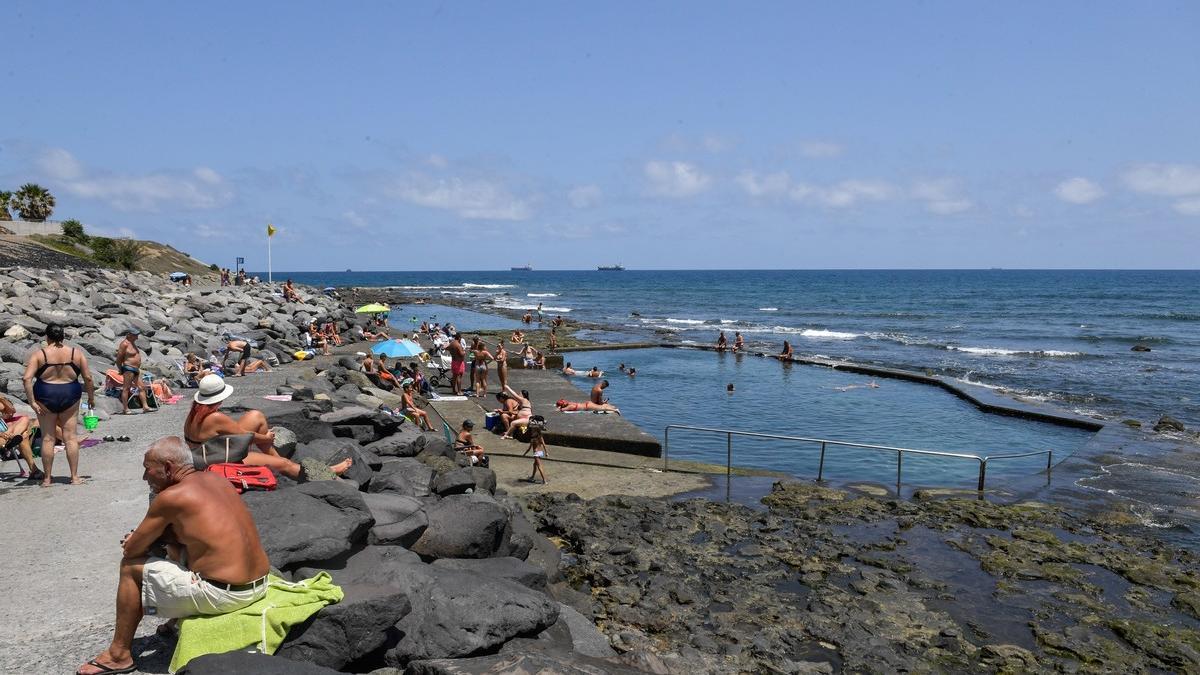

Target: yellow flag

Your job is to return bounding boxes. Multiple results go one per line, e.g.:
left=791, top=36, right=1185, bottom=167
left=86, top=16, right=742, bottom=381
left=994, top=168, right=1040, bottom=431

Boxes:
left=267, top=223, right=277, bottom=237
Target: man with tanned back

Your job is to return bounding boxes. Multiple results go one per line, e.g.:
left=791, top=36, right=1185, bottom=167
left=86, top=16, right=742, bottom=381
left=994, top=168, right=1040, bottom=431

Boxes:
left=76, top=437, right=269, bottom=675
left=115, top=330, right=150, bottom=415
left=447, top=333, right=466, bottom=395
left=591, top=379, right=609, bottom=405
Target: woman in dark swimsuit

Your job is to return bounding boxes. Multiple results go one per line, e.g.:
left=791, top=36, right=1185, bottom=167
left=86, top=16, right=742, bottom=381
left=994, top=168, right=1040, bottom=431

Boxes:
left=22, top=323, right=95, bottom=487
left=184, top=375, right=351, bottom=479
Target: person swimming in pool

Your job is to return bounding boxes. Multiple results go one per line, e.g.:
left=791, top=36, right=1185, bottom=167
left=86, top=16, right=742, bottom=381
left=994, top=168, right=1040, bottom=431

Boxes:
left=834, top=380, right=880, bottom=392
left=561, top=362, right=577, bottom=376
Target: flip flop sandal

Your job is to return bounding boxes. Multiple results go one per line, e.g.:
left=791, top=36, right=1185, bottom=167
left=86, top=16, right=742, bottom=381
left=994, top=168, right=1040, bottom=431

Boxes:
left=117, top=436, right=131, bottom=442
left=77, top=658, right=136, bottom=674
left=103, top=436, right=116, bottom=442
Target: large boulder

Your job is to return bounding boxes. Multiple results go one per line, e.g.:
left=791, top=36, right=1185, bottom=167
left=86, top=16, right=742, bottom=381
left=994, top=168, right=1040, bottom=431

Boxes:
left=294, top=438, right=374, bottom=487
left=362, top=492, right=426, bottom=526
left=384, top=565, right=560, bottom=666
left=276, top=583, right=412, bottom=670
left=405, top=648, right=643, bottom=675
left=365, top=426, right=426, bottom=457
left=431, top=556, right=548, bottom=591
left=432, top=467, right=497, bottom=496
left=244, top=488, right=373, bottom=570
left=369, top=458, right=435, bottom=497
left=178, top=651, right=341, bottom=674
left=369, top=510, right=429, bottom=547
left=294, top=544, right=423, bottom=586
left=410, top=493, right=512, bottom=560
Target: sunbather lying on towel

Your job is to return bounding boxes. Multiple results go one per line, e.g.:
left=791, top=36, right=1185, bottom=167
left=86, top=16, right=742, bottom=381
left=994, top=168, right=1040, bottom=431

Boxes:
left=555, top=399, right=621, bottom=414
left=76, top=436, right=271, bottom=675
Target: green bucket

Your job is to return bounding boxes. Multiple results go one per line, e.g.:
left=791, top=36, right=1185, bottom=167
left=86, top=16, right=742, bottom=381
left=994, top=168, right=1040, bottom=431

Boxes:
left=83, top=412, right=99, bottom=431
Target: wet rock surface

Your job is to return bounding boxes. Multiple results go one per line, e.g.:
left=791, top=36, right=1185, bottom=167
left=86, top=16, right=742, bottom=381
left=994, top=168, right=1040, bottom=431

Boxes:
left=523, top=481, right=1200, bottom=673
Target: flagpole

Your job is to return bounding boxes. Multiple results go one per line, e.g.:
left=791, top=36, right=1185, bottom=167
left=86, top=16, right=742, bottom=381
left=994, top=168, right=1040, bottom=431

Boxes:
left=267, top=223, right=274, bottom=286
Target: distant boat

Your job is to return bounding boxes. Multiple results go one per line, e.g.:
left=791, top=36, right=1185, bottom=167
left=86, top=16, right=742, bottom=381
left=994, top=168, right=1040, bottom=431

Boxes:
left=346, top=268, right=352, bottom=272
left=597, top=264, right=625, bottom=271
left=511, top=264, right=533, bottom=271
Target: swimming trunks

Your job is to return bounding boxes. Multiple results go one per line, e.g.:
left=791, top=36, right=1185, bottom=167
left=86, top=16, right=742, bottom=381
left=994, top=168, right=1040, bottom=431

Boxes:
left=33, top=381, right=83, bottom=414
left=119, top=364, right=140, bottom=376
left=451, top=360, right=466, bottom=376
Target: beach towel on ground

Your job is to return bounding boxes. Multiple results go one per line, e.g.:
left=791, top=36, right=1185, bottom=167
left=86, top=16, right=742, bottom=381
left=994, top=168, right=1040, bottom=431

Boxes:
left=169, top=572, right=342, bottom=672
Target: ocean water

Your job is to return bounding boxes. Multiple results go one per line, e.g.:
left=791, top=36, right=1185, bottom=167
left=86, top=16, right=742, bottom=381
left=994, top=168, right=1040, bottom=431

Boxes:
left=285, top=269, right=1200, bottom=429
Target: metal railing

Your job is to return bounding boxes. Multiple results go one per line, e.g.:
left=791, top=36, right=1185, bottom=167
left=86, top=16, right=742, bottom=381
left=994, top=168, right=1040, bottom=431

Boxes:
left=663, top=424, right=1052, bottom=496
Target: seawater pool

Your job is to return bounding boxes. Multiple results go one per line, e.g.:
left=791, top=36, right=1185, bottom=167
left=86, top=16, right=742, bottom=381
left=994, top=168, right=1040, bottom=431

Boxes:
left=563, top=348, right=1094, bottom=489
left=388, top=304, right=524, bottom=332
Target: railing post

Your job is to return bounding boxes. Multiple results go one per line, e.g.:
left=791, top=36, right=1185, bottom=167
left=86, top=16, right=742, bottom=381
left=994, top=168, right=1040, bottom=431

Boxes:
left=1046, top=450, right=1052, bottom=473
left=726, top=432, right=732, bottom=501
left=663, top=427, right=670, bottom=472
left=896, top=450, right=903, bottom=489
left=817, top=442, right=826, bottom=482
left=977, top=459, right=987, bottom=492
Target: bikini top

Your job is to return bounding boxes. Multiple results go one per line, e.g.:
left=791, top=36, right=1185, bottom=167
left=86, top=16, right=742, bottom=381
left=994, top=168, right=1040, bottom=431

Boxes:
left=35, top=348, right=81, bottom=381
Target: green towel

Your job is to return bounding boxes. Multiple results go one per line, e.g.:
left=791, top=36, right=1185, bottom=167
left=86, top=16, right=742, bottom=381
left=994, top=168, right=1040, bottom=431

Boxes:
left=169, top=572, right=343, bottom=672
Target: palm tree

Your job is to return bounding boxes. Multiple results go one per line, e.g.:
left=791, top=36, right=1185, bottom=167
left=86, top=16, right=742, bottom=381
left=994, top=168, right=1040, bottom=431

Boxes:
left=11, top=183, right=56, bottom=221
left=0, top=191, right=12, bottom=220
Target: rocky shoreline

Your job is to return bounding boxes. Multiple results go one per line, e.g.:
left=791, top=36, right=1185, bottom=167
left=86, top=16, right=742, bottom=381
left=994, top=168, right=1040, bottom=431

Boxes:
left=4, top=267, right=1200, bottom=673
left=525, top=481, right=1200, bottom=673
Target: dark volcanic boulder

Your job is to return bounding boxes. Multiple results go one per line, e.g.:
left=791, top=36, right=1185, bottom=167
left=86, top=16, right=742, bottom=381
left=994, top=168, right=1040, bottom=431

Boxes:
left=365, top=425, right=426, bottom=457
left=294, top=544, right=422, bottom=586
left=369, top=510, right=429, bottom=547
left=431, top=556, right=547, bottom=591
left=296, top=480, right=373, bottom=519
left=369, top=458, right=435, bottom=497
left=384, top=565, right=560, bottom=666
left=418, top=435, right=456, bottom=461
left=294, top=438, right=374, bottom=487
left=406, top=649, right=644, bottom=675
left=1132, top=344, right=1152, bottom=352
left=1155, top=415, right=1186, bottom=433
left=411, top=493, right=511, bottom=560
left=244, top=488, right=374, bottom=570
left=276, top=583, right=412, bottom=670
left=178, top=651, right=340, bottom=674
left=362, top=492, right=425, bottom=526
left=431, top=467, right=484, bottom=496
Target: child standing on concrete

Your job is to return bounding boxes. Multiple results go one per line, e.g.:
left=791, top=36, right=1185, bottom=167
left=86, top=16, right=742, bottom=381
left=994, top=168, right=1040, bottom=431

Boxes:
left=522, top=424, right=548, bottom=484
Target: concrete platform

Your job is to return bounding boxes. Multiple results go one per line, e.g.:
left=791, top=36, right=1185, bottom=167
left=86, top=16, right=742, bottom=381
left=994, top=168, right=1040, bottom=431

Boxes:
left=426, top=369, right=662, bottom=457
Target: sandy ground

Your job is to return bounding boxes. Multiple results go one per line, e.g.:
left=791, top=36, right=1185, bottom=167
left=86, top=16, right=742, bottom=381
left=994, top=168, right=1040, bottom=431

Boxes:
left=0, top=355, right=711, bottom=673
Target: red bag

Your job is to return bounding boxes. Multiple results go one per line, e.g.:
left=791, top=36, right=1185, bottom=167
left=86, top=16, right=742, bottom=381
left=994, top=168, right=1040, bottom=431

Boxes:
left=207, top=463, right=277, bottom=493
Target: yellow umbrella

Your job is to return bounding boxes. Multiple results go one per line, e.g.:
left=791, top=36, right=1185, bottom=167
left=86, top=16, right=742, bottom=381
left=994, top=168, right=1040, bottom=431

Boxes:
left=355, top=303, right=390, bottom=313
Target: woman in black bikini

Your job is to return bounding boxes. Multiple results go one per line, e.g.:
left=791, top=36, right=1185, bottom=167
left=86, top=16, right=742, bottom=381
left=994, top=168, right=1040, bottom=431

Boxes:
left=184, top=375, right=351, bottom=480
left=22, top=323, right=95, bottom=487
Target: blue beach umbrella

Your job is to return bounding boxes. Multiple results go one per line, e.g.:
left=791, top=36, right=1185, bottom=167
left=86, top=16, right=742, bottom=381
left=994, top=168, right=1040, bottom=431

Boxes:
left=371, top=339, right=425, bottom=358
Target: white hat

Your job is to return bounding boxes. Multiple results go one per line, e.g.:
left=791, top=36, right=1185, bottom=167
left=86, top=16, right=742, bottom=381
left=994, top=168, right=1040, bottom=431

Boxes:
left=194, top=374, right=234, bottom=405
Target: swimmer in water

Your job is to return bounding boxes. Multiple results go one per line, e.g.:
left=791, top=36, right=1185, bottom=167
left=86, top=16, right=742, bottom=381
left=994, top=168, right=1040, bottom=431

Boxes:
left=834, top=380, right=880, bottom=392
left=727, top=383, right=735, bottom=393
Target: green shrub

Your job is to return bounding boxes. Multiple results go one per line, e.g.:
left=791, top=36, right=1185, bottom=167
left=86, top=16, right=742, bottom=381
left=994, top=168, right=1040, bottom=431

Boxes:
left=209, top=263, right=219, bottom=271
left=92, top=237, right=142, bottom=270
left=61, top=219, right=87, bottom=242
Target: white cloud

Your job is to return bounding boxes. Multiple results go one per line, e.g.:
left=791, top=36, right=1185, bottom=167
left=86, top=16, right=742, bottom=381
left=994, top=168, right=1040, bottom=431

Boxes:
left=735, top=170, right=790, bottom=198
left=736, top=171, right=896, bottom=208
left=800, top=141, right=844, bottom=158
left=1175, top=198, right=1200, bottom=216
left=567, top=184, right=602, bottom=208
left=543, top=221, right=627, bottom=240
left=36, top=148, right=84, bottom=180
left=1121, top=163, right=1200, bottom=197
left=644, top=160, right=712, bottom=198
left=911, top=178, right=973, bottom=214
left=342, top=210, right=369, bottom=229
left=36, top=148, right=233, bottom=212
left=426, top=154, right=449, bottom=169
left=383, top=174, right=533, bottom=220
left=1053, top=177, right=1105, bottom=204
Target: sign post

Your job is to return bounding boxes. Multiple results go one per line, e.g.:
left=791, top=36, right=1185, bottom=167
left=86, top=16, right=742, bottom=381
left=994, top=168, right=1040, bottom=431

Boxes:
left=267, top=223, right=277, bottom=286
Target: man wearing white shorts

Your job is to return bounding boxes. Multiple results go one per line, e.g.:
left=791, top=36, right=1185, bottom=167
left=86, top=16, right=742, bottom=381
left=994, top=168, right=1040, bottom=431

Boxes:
left=76, top=437, right=270, bottom=675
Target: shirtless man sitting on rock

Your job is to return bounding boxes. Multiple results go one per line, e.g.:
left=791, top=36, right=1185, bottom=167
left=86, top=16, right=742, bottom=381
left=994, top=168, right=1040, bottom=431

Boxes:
left=77, top=436, right=270, bottom=675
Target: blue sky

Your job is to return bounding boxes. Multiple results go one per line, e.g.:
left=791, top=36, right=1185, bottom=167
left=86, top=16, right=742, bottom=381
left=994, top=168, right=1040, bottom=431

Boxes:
left=3, top=2, right=1199, bottom=270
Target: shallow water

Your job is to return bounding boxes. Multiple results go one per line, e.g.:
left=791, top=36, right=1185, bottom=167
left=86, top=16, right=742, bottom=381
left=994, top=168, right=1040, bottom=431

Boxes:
left=566, top=348, right=1092, bottom=489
